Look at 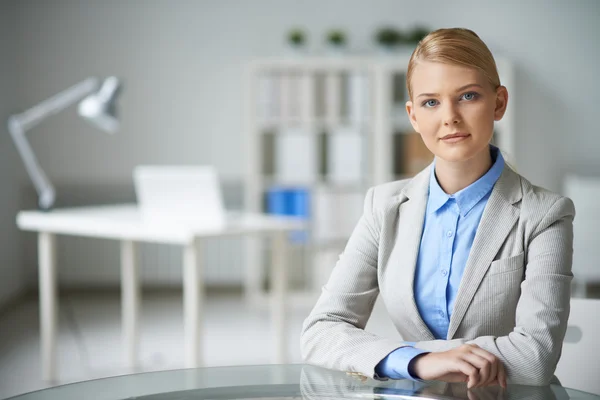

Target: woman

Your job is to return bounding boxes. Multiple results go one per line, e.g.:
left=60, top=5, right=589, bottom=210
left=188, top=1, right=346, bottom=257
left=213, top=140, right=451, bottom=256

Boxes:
left=300, top=28, right=575, bottom=389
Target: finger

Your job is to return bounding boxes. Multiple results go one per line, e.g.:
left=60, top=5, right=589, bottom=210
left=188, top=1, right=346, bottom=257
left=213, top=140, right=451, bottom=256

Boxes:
left=469, top=346, right=496, bottom=362
left=497, top=361, right=507, bottom=389
left=469, top=348, right=499, bottom=387
left=462, top=353, right=491, bottom=388
left=467, top=389, right=480, bottom=400
left=457, top=360, right=479, bottom=389
left=488, top=360, right=498, bottom=387
left=439, top=372, right=471, bottom=383
left=482, top=358, right=497, bottom=387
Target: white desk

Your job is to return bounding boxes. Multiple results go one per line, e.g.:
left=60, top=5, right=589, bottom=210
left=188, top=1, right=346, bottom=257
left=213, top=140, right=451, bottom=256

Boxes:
left=17, top=204, right=306, bottom=382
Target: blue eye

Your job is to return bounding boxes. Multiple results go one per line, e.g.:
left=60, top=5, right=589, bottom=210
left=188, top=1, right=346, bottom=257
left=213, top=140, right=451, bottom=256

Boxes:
left=461, top=92, right=478, bottom=101
left=422, top=99, right=438, bottom=108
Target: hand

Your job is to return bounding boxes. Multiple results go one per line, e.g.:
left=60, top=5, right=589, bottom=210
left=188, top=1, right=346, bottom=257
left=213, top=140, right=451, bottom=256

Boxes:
left=412, top=344, right=507, bottom=389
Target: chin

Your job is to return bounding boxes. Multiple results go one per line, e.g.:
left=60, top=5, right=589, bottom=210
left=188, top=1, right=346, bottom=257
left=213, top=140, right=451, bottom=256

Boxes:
left=434, top=143, right=482, bottom=163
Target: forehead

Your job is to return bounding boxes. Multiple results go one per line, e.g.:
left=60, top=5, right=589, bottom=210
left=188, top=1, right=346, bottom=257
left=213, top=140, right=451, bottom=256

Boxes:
left=411, top=61, right=486, bottom=92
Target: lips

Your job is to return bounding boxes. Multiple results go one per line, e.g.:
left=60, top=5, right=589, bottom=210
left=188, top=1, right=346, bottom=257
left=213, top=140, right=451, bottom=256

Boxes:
left=441, top=132, right=470, bottom=142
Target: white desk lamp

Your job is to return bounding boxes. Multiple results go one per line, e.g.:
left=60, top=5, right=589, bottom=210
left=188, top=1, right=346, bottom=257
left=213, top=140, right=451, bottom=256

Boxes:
left=7, top=76, right=122, bottom=210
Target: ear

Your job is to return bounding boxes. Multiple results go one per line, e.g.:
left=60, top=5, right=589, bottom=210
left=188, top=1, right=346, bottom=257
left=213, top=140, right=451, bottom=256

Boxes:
left=405, top=100, right=420, bottom=132
left=494, top=85, right=509, bottom=121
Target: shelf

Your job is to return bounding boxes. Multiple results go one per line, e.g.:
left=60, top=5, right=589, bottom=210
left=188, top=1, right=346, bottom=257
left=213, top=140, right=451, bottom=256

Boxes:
left=391, top=114, right=413, bottom=131
left=256, top=118, right=371, bottom=132
left=314, top=181, right=368, bottom=192
left=259, top=177, right=368, bottom=192
left=248, top=54, right=415, bottom=72
left=246, top=55, right=515, bottom=293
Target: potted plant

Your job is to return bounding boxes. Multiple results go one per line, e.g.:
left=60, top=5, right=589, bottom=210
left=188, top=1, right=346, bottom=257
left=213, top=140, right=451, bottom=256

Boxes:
left=406, top=26, right=430, bottom=45
left=374, top=27, right=403, bottom=53
left=288, top=29, right=306, bottom=47
left=286, top=28, right=307, bottom=54
left=326, top=29, right=347, bottom=53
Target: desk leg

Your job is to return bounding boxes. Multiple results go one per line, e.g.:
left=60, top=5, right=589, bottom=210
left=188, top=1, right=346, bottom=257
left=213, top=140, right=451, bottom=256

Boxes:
left=271, top=231, right=288, bottom=364
left=183, top=239, right=203, bottom=368
left=244, top=237, right=264, bottom=304
left=121, top=240, right=140, bottom=371
left=39, top=232, right=57, bottom=382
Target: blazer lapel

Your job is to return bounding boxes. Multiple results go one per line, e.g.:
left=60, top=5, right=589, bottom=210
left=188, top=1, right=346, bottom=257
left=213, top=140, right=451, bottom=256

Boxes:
left=386, top=166, right=436, bottom=340
left=447, top=166, right=523, bottom=339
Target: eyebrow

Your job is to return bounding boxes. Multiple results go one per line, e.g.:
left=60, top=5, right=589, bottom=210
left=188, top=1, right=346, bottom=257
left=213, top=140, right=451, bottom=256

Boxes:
left=416, top=83, right=484, bottom=98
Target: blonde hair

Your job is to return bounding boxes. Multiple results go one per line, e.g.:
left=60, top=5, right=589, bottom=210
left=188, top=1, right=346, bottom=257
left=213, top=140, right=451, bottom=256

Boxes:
left=406, top=28, right=501, bottom=100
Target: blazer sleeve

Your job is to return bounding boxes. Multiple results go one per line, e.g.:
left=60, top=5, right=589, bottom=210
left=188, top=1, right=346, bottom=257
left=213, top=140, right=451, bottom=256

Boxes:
left=414, top=196, right=575, bottom=385
left=300, top=187, right=405, bottom=378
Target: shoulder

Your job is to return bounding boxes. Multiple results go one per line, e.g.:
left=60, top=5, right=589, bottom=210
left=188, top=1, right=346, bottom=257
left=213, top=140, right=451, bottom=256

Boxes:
left=517, top=172, right=575, bottom=221
left=368, top=179, right=411, bottom=209
left=367, top=177, right=415, bottom=211
left=360, top=171, right=427, bottom=233
left=367, top=165, right=432, bottom=211
left=510, top=170, right=575, bottom=235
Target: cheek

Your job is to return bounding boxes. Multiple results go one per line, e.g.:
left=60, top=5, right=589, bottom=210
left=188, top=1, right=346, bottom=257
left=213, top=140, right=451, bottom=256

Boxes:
left=412, top=113, right=440, bottom=151
left=413, top=110, right=439, bottom=135
left=468, top=100, right=495, bottom=119
left=464, top=103, right=496, bottom=131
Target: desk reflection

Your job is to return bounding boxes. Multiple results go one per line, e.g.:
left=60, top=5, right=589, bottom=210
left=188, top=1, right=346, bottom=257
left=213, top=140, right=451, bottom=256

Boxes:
left=300, top=365, right=570, bottom=400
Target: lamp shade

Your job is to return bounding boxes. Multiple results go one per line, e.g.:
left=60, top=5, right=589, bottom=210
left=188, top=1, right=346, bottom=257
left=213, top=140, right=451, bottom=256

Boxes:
left=78, top=76, right=122, bottom=133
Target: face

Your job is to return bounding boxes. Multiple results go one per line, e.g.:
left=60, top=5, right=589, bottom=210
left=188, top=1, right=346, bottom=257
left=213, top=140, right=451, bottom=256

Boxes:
left=406, top=61, right=508, bottom=164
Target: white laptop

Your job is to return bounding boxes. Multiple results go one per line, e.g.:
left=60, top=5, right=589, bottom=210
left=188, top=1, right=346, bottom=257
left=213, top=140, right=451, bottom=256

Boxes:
left=133, top=165, right=226, bottom=227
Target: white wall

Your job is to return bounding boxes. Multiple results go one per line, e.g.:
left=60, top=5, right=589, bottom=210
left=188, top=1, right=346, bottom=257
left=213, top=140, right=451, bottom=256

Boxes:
left=0, top=1, right=25, bottom=307
left=12, top=0, right=600, bottom=191
left=8, top=1, right=600, bottom=283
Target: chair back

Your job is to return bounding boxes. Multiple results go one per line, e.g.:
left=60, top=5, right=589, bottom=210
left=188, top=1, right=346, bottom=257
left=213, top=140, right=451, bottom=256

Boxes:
left=555, top=298, right=600, bottom=395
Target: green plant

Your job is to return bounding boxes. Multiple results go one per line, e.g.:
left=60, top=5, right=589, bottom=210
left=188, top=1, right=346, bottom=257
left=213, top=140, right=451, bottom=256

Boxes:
left=406, top=26, right=430, bottom=44
left=375, top=27, right=403, bottom=47
left=287, top=29, right=306, bottom=47
left=326, top=30, right=346, bottom=47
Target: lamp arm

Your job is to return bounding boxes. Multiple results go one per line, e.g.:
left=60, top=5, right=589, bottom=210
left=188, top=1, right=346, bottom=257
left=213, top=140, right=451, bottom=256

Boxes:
left=11, top=77, right=99, bottom=131
left=7, top=77, right=100, bottom=210
left=7, top=120, right=55, bottom=210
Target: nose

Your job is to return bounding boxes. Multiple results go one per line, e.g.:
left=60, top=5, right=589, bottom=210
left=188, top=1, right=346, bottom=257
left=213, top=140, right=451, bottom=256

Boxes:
left=442, top=103, right=461, bottom=126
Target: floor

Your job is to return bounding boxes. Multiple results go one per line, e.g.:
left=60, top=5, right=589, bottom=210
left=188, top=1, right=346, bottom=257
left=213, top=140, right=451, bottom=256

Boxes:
left=2, top=285, right=598, bottom=400
left=0, top=289, right=400, bottom=399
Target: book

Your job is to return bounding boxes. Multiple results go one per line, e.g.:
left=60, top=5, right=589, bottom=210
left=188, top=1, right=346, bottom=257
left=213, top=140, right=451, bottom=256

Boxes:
left=275, top=128, right=318, bottom=184
left=257, top=73, right=280, bottom=121
left=327, top=127, right=364, bottom=184
left=347, top=71, right=370, bottom=125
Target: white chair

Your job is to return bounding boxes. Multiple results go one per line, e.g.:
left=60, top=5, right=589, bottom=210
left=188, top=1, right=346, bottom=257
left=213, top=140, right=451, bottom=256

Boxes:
left=555, top=298, right=600, bottom=395
left=564, top=175, right=600, bottom=296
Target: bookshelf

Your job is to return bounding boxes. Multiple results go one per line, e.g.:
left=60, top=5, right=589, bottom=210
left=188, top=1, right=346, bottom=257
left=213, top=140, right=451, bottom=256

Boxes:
left=243, top=55, right=515, bottom=301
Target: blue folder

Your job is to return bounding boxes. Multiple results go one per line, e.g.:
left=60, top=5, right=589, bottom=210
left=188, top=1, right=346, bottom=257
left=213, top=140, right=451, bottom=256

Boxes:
left=266, top=187, right=310, bottom=243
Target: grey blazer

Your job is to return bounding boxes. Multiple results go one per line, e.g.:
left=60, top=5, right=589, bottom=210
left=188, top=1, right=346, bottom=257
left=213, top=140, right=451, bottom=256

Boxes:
left=301, top=164, right=575, bottom=386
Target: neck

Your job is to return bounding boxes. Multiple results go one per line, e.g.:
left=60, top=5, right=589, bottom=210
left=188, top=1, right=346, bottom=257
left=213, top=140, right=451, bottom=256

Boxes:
left=434, top=147, right=493, bottom=195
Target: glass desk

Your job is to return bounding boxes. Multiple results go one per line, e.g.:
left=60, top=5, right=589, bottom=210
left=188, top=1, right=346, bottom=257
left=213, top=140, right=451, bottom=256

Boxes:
left=6, top=364, right=599, bottom=400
